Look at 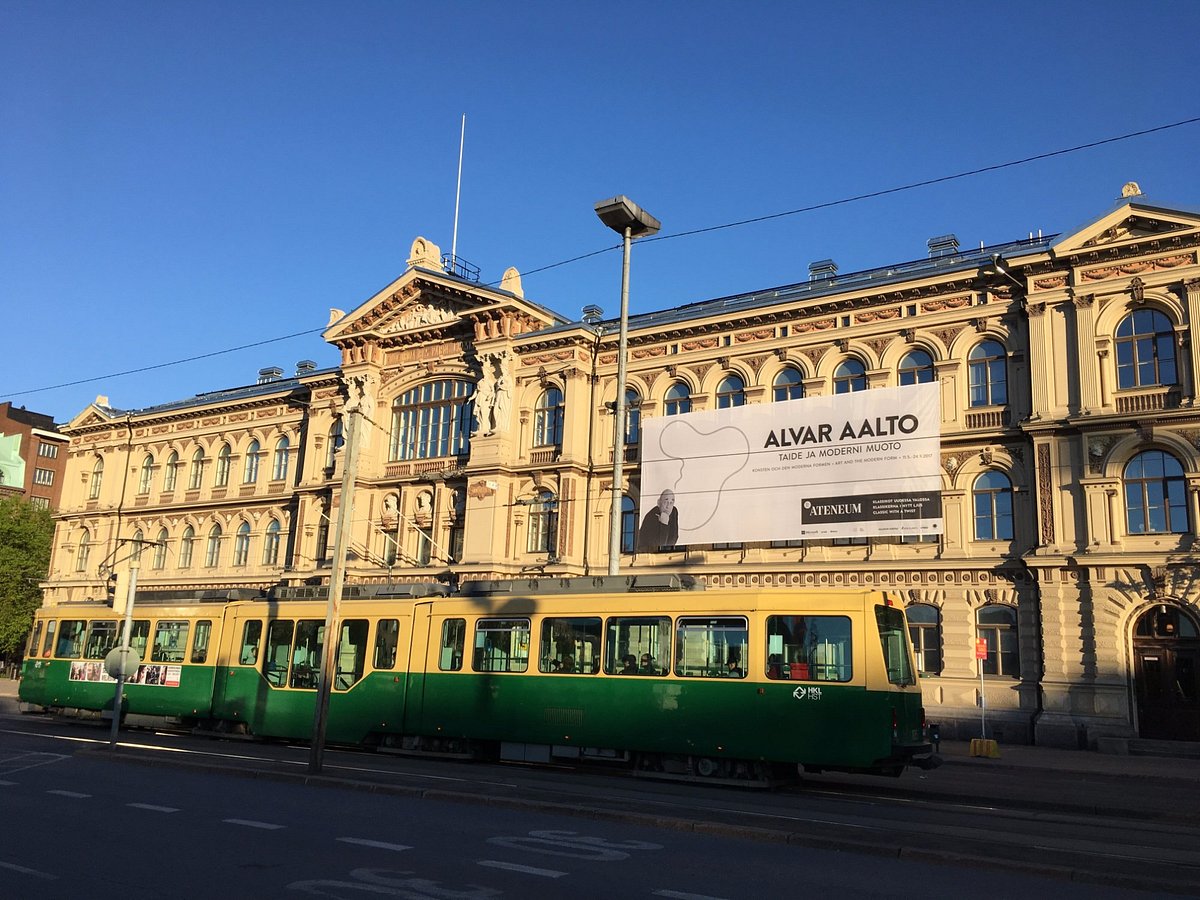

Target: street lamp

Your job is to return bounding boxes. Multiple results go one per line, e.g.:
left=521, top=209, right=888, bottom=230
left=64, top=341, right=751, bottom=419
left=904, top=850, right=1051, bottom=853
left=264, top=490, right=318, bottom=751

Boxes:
left=594, top=195, right=661, bottom=576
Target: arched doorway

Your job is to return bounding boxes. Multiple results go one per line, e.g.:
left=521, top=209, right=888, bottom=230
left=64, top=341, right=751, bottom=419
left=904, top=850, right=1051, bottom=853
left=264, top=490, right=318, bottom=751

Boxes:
left=1133, top=603, right=1200, bottom=740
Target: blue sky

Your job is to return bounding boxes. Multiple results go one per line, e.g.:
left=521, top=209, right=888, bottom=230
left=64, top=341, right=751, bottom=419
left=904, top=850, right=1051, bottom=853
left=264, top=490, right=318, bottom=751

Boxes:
left=4, top=1, right=1199, bottom=423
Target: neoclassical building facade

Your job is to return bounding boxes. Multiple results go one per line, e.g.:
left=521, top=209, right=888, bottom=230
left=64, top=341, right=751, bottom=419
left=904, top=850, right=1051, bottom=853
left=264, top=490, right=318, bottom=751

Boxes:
left=40, top=190, right=1200, bottom=748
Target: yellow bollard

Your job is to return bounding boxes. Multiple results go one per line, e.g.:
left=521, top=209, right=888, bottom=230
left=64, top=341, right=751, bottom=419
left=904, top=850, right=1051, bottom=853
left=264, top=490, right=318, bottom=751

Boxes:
left=969, top=738, right=1000, bottom=758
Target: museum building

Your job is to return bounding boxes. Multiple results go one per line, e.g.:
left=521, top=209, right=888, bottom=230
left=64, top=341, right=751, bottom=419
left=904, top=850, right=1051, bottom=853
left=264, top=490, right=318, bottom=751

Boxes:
left=38, top=187, right=1200, bottom=748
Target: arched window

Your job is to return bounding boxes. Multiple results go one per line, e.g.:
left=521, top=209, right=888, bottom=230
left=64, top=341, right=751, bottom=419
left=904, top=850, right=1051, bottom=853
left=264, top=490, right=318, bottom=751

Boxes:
left=526, top=490, right=558, bottom=554
left=534, top=387, right=564, bottom=448
left=326, top=419, right=343, bottom=470
left=262, top=519, right=281, bottom=566
left=315, top=506, right=330, bottom=564
left=899, top=349, right=935, bottom=385
left=389, top=379, right=475, bottom=461
left=188, top=449, right=204, bottom=491
left=1116, top=309, right=1177, bottom=389
left=138, top=455, right=154, bottom=494
left=1135, top=604, right=1200, bottom=639
left=272, top=436, right=290, bottom=481
left=834, top=359, right=866, bottom=394
left=214, top=443, right=232, bottom=487
left=89, top=458, right=104, bottom=500
left=243, top=440, right=260, bottom=484
left=623, top=389, right=641, bottom=445
left=1125, top=449, right=1187, bottom=534
left=179, top=525, right=195, bottom=568
left=664, top=382, right=692, bottom=416
left=906, top=604, right=942, bottom=675
left=205, top=524, right=222, bottom=567
left=968, top=340, right=1007, bottom=407
left=621, top=495, right=636, bottom=553
left=233, top=522, right=251, bottom=567
left=131, top=529, right=144, bottom=562
left=773, top=368, right=804, bottom=401
left=716, top=374, right=745, bottom=408
left=76, top=529, right=91, bottom=572
left=153, top=528, right=168, bottom=570
left=163, top=451, right=179, bottom=492
left=977, top=604, right=1020, bottom=677
left=973, top=471, right=1014, bottom=540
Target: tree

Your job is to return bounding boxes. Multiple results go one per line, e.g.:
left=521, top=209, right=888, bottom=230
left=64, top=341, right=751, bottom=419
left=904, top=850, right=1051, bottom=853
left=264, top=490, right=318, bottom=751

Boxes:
left=0, top=495, right=53, bottom=657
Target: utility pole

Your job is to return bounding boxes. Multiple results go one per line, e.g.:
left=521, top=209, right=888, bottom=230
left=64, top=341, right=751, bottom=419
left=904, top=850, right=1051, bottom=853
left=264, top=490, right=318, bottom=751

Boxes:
left=309, top=389, right=363, bottom=774
left=108, top=543, right=143, bottom=746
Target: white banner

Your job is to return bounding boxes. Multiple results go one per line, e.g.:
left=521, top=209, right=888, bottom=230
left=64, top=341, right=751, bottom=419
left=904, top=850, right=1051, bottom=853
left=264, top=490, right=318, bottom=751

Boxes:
left=638, top=382, right=942, bottom=547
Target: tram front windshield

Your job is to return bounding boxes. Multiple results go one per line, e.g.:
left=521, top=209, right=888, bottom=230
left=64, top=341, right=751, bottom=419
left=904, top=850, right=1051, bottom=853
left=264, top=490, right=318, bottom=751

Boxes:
left=875, top=605, right=916, bottom=686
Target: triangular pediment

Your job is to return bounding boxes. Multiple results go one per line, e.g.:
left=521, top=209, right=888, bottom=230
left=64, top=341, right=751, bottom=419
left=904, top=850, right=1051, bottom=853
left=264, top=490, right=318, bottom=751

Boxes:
left=1051, top=199, right=1200, bottom=256
left=66, top=405, right=117, bottom=431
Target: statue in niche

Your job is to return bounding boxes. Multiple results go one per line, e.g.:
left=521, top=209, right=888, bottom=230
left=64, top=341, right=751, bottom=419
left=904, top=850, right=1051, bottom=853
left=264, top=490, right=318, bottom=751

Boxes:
left=382, top=493, right=398, bottom=523
left=415, top=490, right=433, bottom=526
left=474, top=362, right=496, bottom=435
left=491, top=352, right=513, bottom=434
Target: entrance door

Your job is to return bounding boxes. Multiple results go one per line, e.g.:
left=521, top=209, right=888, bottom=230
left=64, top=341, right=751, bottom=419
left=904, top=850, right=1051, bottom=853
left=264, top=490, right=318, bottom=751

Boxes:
left=1133, top=605, right=1200, bottom=741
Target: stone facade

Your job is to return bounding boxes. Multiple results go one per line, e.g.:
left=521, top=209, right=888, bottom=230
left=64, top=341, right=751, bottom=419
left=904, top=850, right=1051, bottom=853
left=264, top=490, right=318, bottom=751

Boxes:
left=39, top=197, right=1200, bottom=748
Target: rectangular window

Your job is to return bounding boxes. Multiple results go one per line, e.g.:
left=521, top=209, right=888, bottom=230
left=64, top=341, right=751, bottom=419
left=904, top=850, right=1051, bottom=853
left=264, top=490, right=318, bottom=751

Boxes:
left=676, top=617, right=749, bottom=678
left=373, top=619, right=400, bottom=670
left=151, top=621, right=190, bottom=663
left=765, top=615, right=852, bottom=682
left=335, top=619, right=368, bottom=691
left=42, top=620, right=57, bottom=657
left=240, top=620, right=263, bottom=665
left=473, top=618, right=530, bottom=673
left=28, top=620, right=44, bottom=658
left=83, top=621, right=119, bottom=659
left=439, top=618, right=465, bottom=671
left=604, top=616, right=671, bottom=675
left=127, top=620, right=150, bottom=660
left=30, top=496, right=49, bottom=510
left=289, top=620, right=324, bottom=689
left=38, top=441, right=59, bottom=458
left=875, top=605, right=915, bottom=686
left=56, top=620, right=86, bottom=658
left=263, top=620, right=294, bottom=687
left=538, top=617, right=602, bottom=674
left=191, top=620, right=212, bottom=664
left=33, top=468, right=54, bottom=486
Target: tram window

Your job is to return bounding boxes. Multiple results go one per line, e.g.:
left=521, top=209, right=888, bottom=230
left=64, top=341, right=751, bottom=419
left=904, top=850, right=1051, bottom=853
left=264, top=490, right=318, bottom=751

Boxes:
left=127, top=620, right=150, bottom=660
left=42, top=621, right=56, bottom=658
left=539, top=617, right=601, bottom=673
left=56, top=620, right=86, bottom=658
left=335, top=619, right=367, bottom=690
left=473, top=618, right=530, bottom=673
left=875, top=605, right=916, bottom=686
left=675, top=617, right=748, bottom=678
left=83, top=621, right=119, bottom=660
left=289, top=620, right=325, bottom=689
left=604, top=616, right=671, bottom=675
left=440, top=618, right=465, bottom=671
left=28, top=620, right=43, bottom=658
left=191, top=620, right=212, bottom=664
left=240, top=620, right=263, bottom=665
left=151, top=621, right=190, bottom=663
left=373, top=619, right=400, bottom=670
left=263, top=620, right=295, bottom=687
left=765, top=615, right=853, bottom=682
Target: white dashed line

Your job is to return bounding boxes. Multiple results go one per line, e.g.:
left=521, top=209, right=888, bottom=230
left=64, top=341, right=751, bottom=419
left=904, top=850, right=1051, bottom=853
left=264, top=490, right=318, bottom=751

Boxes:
left=46, top=789, right=90, bottom=798
left=336, top=838, right=413, bottom=852
left=0, top=779, right=15, bottom=786
left=223, top=818, right=285, bottom=830
left=654, top=892, right=730, bottom=900
left=127, top=803, right=180, bottom=813
left=477, top=860, right=567, bottom=878
left=0, top=860, right=58, bottom=880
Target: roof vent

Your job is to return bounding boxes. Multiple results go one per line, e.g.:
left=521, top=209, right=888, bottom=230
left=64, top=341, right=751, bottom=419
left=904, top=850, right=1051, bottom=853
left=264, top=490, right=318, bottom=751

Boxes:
left=295, top=360, right=316, bottom=376
left=808, top=259, right=838, bottom=281
left=257, top=366, right=284, bottom=384
left=581, top=304, right=604, bottom=325
left=927, top=234, right=959, bottom=258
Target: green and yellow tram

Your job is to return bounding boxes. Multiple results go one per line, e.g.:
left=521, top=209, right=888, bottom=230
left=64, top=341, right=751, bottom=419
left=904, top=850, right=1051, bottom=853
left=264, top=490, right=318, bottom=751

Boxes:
left=19, top=576, right=936, bottom=782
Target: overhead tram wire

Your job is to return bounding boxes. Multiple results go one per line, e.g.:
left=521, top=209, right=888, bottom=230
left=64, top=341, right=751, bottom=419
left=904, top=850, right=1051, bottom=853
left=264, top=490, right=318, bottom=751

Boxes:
left=8, top=115, right=1200, bottom=401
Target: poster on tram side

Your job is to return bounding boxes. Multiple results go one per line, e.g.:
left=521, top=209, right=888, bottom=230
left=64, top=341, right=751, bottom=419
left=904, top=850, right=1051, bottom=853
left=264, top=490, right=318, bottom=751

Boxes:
left=637, top=381, right=942, bottom=548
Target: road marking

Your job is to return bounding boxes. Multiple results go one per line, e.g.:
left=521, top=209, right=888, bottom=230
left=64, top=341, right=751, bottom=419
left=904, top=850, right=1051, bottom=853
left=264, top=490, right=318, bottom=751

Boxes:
left=0, top=860, right=58, bottom=880
left=0, top=751, right=71, bottom=775
left=336, top=838, right=413, bottom=852
left=0, top=779, right=15, bottom=786
left=128, top=802, right=179, bottom=813
left=655, top=892, right=730, bottom=900
left=477, top=860, right=567, bottom=878
left=224, top=818, right=285, bottom=830
left=47, top=789, right=90, bottom=798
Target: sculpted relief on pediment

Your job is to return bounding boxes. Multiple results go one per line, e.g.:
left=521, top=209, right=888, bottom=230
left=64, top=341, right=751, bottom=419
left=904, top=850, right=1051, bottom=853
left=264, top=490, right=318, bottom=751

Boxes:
left=378, top=302, right=461, bottom=335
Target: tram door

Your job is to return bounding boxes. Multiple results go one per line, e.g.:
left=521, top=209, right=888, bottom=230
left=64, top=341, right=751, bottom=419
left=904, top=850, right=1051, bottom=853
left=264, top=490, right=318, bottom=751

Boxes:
left=1133, top=605, right=1200, bottom=741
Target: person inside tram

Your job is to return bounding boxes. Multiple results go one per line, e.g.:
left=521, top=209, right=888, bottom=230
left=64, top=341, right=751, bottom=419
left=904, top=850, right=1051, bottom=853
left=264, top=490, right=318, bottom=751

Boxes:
left=638, top=653, right=659, bottom=676
left=620, top=654, right=638, bottom=675
left=559, top=654, right=575, bottom=673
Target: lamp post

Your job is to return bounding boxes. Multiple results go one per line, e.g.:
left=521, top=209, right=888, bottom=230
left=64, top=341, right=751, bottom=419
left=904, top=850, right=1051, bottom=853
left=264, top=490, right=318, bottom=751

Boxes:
left=594, top=196, right=660, bottom=576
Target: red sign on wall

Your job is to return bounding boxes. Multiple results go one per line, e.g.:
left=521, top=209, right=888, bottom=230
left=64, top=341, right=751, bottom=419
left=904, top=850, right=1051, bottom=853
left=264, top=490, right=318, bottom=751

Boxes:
left=975, top=638, right=989, bottom=660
